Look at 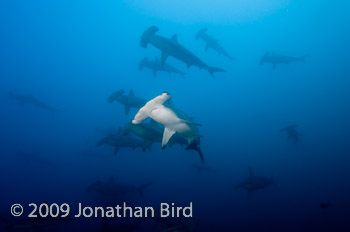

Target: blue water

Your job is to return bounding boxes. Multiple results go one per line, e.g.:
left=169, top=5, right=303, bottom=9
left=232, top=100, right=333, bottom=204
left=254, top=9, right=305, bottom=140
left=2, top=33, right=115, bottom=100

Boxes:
left=0, top=1, right=349, bottom=231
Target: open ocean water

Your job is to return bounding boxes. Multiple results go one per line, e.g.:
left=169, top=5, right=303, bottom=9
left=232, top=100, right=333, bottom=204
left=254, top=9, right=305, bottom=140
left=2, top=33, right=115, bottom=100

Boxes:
left=0, top=0, right=349, bottom=231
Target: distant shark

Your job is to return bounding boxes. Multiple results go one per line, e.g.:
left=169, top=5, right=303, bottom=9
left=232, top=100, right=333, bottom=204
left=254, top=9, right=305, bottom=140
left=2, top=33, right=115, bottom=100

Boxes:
left=132, top=92, right=202, bottom=150
left=235, top=167, right=274, bottom=197
left=260, top=51, right=309, bottom=70
left=140, top=26, right=226, bottom=77
left=96, top=128, right=145, bottom=155
left=86, top=176, right=152, bottom=197
left=108, top=89, right=146, bottom=115
left=139, top=57, right=186, bottom=77
left=195, top=27, right=234, bottom=60
left=8, top=91, right=61, bottom=113
left=15, top=150, right=60, bottom=168
left=281, top=125, right=302, bottom=145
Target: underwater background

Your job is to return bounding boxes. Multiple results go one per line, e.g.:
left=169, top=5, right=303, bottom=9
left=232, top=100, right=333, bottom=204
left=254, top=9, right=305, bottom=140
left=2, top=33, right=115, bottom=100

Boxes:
left=0, top=0, right=349, bottom=231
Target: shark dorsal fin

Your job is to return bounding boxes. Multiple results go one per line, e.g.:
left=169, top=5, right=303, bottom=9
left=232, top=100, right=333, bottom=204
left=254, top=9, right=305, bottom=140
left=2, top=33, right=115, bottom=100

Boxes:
left=129, top=89, right=134, bottom=96
left=170, top=34, right=178, bottom=43
left=249, top=167, right=253, bottom=177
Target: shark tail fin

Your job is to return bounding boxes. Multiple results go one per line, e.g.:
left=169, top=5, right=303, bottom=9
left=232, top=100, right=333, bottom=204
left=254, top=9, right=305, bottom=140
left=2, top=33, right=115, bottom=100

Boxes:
left=207, top=66, right=226, bottom=77
left=137, top=182, right=152, bottom=197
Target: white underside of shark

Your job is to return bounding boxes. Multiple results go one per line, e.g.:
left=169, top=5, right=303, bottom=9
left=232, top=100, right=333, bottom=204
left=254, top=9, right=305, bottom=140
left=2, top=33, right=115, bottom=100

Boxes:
left=132, top=92, right=199, bottom=148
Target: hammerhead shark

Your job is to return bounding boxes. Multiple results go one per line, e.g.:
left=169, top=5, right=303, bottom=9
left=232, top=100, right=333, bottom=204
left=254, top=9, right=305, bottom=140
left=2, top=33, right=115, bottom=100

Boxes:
left=281, top=125, right=302, bottom=145
left=139, top=57, right=186, bottom=77
left=195, top=27, right=234, bottom=60
left=8, top=91, right=61, bottom=113
left=260, top=51, right=309, bottom=70
left=86, top=176, right=152, bottom=197
left=132, top=92, right=202, bottom=150
left=108, top=89, right=146, bottom=115
left=96, top=128, right=145, bottom=155
left=235, top=167, right=274, bottom=197
left=140, top=26, right=226, bottom=77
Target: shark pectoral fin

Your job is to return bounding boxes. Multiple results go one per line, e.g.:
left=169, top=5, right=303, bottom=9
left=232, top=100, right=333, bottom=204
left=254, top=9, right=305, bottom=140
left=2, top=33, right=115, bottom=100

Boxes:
left=142, top=140, right=153, bottom=152
left=125, top=106, right=131, bottom=115
left=161, top=51, right=169, bottom=65
left=162, top=127, right=176, bottom=149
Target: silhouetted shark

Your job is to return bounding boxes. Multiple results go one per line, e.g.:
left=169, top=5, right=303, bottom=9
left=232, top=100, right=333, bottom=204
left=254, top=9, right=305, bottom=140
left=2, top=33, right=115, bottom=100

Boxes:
left=139, top=57, right=186, bottom=77
left=86, top=176, right=152, bottom=198
left=281, top=125, right=302, bottom=145
left=96, top=128, right=145, bottom=155
left=195, top=28, right=234, bottom=60
left=15, top=150, right=60, bottom=168
left=108, top=89, right=146, bottom=115
left=8, top=91, right=61, bottom=113
left=260, top=51, right=309, bottom=70
left=140, top=26, right=226, bottom=77
left=235, top=167, right=274, bottom=197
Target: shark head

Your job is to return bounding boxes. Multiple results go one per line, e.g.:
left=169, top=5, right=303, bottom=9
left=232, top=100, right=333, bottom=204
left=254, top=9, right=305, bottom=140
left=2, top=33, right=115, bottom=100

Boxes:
left=195, top=27, right=208, bottom=40
left=140, top=26, right=159, bottom=48
left=260, top=51, right=270, bottom=65
left=108, top=90, right=125, bottom=103
left=138, top=57, right=148, bottom=70
left=154, top=92, right=171, bottom=104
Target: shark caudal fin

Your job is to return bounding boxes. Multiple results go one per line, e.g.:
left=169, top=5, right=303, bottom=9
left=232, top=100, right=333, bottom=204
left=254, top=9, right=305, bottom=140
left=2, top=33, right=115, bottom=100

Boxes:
left=140, top=26, right=159, bottom=48
left=137, top=182, right=152, bottom=197
left=207, top=66, right=226, bottom=77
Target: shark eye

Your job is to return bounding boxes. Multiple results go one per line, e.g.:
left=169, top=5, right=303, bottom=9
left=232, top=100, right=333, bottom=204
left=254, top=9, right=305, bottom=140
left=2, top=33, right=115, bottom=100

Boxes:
left=163, top=92, right=170, bottom=96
